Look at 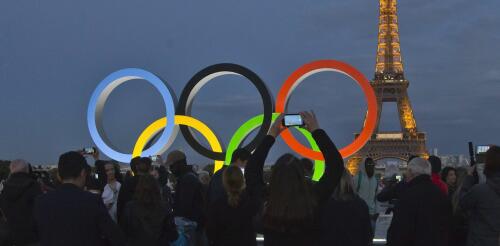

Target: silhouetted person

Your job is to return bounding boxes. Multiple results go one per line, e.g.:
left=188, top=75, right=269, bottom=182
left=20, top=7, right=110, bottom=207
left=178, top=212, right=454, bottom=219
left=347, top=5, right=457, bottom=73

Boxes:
left=121, top=174, right=178, bottom=245
left=117, top=157, right=152, bottom=223
left=206, top=165, right=263, bottom=246
left=250, top=112, right=345, bottom=246
left=167, top=150, right=204, bottom=245
left=459, top=145, right=500, bottom=246
left=34, top=151, right=125, bottom=246
left=319, top=170, right=372, bottom=246
left=353, top=157, right=378, bottom=236
left=387, top=157, right=451, bottom=246
left=0, top=159, right=42, bottom=246
left=441, top=167, right=457, bottom=197
left=206, top=148, right=251, bottom=206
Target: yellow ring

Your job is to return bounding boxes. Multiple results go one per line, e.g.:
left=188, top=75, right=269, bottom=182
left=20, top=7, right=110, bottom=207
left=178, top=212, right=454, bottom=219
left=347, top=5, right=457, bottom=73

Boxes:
left=133, top=115, right=224, bottom=173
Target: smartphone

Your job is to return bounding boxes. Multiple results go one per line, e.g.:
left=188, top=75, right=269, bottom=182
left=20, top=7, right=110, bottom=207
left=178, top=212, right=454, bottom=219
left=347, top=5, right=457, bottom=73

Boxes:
left=83, top=147, right=95, bottom=155
left=476, top=145, right=490, bottom=155
left=282, top=114, right=304, bottom=127
left=94, top=173, right=99, bottom=179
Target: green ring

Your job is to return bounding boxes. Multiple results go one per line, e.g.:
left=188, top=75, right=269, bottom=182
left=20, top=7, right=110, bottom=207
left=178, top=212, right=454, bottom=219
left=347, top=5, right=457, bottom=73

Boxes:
left=224, top=113, right=325, bottom=181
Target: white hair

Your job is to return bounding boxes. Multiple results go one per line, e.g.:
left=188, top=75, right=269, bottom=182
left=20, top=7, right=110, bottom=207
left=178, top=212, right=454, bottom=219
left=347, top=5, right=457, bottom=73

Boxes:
left=10, top=159, right=29, bottom=174
left=408, top=158, right=431, bottom=176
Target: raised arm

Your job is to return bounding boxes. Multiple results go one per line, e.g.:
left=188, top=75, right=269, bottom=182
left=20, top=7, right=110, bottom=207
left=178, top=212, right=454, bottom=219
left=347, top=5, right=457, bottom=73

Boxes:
left=245, top=115, right=283, bottom=193
left=301, top=111, right=344, bottom=203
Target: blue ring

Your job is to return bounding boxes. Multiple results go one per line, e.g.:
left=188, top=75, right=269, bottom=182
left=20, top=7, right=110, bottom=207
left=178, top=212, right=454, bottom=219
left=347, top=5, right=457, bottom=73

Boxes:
left=87, top=68, right=176, bottom=163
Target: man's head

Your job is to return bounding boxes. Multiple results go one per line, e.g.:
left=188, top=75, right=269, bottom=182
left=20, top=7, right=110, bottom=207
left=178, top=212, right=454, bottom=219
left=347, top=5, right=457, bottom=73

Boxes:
left=9, top=159, right=30, bottom=174
left=58, top=151, right=89, bottom=188
left=166, top=150, right=187, bottom=177
left=428, top=155, right=442, bottom=174
left=130, top=157, right=152, bottom=175
left=484, top=145, right=500, bottom=178
left=365, top=158, right=375, bottom=178
left=406, top=157, right=431, bottom=182
left=231, top=148, right=251, bottom=169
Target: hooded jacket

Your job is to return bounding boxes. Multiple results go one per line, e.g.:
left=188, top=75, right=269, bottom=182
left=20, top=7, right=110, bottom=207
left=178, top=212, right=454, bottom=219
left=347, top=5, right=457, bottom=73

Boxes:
left=0, top=172, right=42, bottom=245
left=353, top=159, right=378, bottom=215
left=459, top=173, right=500, bottom=246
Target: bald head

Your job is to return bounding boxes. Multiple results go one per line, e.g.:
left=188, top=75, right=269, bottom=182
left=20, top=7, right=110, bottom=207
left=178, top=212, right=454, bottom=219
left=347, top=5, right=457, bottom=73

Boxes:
left=10, top=159, right=30, bottom=174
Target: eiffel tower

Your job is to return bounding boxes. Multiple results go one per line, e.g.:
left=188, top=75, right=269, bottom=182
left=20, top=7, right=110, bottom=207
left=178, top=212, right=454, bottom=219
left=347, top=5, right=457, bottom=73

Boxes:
left=346, top=0, right=428, bottom=173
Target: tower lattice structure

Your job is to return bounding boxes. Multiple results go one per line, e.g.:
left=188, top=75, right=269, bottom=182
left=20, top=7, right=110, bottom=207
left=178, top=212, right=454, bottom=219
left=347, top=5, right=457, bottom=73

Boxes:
left=346, top=0, right=428, bottom=173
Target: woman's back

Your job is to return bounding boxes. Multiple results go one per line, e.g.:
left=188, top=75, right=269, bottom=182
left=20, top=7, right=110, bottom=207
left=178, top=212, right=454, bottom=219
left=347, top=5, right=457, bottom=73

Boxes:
left=207, top=192, right=259, bottom=246
left=319, top=195, right=372, bottom=246
left=122, top=201, right=177, bottom=246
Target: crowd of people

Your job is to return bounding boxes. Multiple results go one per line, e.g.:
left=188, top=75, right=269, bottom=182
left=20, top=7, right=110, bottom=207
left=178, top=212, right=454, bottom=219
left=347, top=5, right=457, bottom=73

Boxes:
left=0, top=112, right=499, bottom=246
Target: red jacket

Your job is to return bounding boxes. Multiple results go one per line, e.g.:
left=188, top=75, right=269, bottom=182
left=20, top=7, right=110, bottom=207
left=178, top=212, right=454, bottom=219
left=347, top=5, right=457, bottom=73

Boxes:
left=431, top=173, right=448, bottom=195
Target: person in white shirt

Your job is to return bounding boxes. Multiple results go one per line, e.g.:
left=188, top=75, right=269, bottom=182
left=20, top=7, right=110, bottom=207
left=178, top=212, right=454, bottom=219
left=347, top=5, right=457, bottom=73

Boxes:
left=102, top=162, right=121, bottom=222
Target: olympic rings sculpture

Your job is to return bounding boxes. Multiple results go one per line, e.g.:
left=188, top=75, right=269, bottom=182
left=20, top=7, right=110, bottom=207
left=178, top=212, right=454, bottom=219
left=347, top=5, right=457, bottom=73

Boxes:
left=87, top=60, right=378, bottom=181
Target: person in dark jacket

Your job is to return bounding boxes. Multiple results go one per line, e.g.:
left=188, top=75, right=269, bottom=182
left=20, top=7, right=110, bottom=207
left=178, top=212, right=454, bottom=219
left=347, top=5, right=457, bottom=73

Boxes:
left=121, top=174, right=178, bottom=245
left=0, top=159, right=42, bottom=246
left=167, top=150, right=205, bottom=245
left=206, top=148, right=251, bottom=206
left=249, top=112, right=345, bottom=246
left=206, top=164, right=263, bottom=246
left=441, top=167, right=457, bottom=198
left=116, top=157, right=152, bottom=223
left=387, top=157, right=452, bottom=246
left=459, top=145, right=500, bottom=246
left=319, top=170, right=372, bottom=246
left=34, top=151, right=125, bottom=246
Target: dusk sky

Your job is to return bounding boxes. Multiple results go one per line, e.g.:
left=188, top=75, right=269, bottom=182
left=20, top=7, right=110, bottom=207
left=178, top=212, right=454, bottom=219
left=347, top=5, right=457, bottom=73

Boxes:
left=1, top=0, right=499, bottom=165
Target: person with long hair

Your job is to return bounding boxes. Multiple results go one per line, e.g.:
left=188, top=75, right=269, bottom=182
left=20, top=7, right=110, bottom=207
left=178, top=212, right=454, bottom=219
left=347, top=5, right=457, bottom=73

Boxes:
left=319, top=170, right=372, bottom=246
left=441, top=167, right=457, bottom=197
left=247, top=111, right=345, bottom=246
left=120, top=174, right=178, bottom=246
left=102, top=161, right=121, bottom=222
left=206, top=164, right=262, bottom=246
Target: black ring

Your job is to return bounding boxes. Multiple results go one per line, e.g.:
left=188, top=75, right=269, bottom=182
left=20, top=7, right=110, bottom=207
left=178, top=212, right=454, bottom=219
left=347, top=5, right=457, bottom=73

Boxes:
left=176, top=63, right=274, bottom=160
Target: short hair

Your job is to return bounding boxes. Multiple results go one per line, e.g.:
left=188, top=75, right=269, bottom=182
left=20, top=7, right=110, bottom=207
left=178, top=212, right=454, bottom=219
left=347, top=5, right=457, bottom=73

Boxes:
left=58, top=151, right=88, bottom=180
left=484, top=145, right=500, bottom=178
left=428, top=156, right=442, bottom=173
left=231, top=148, right=251, bottom=164
left=9, top=159, right=29, bottom=174
left=130, top=157, right=152, bottom=175
left=408, top=157, right=431, bottom=177
left=166, top=150, right=187, bottom=166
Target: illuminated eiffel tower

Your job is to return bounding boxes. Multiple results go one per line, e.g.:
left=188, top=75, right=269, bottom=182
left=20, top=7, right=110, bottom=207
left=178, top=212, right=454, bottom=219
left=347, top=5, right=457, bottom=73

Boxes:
left=347, top=0, right=428, bottom=173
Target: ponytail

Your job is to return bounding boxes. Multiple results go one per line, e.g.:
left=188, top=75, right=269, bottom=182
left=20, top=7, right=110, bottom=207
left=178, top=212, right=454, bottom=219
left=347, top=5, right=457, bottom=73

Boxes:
left=222, top=166, right=245, bottom=207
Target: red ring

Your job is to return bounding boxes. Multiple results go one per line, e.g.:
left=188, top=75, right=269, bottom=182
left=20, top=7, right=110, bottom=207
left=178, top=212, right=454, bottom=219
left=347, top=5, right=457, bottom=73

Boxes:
left=276, top=60, right=378, bottom=160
